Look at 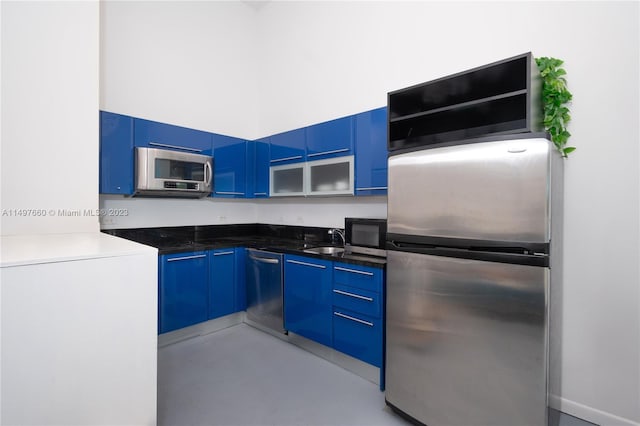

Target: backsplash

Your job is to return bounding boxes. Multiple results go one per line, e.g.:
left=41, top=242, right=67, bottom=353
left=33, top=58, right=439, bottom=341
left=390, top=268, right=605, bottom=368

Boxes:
left=100, top=195, right=387, bottom=230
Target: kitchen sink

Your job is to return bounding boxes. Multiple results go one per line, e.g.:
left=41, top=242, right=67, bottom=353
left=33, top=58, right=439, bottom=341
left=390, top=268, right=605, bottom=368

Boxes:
left=303, top=246, right=345, bottom=255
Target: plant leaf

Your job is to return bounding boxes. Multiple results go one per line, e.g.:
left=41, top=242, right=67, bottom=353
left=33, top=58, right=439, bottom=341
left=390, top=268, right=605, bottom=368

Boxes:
left=536, top=55, right=574, bottom=157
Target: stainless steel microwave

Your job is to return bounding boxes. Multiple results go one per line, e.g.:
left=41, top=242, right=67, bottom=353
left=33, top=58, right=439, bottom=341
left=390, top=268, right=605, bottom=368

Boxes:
left=345, top=217, right=387, bottom=257
left=134, top=147, right=213, bottom=198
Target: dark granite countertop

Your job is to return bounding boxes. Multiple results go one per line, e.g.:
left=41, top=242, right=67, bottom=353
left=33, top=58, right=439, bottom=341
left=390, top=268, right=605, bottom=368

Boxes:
left=102, top=224, right=386, bottom=268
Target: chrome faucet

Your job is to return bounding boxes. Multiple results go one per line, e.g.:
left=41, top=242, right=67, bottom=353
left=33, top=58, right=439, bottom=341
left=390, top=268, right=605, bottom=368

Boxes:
left=328, top=228, right=345, bottom=246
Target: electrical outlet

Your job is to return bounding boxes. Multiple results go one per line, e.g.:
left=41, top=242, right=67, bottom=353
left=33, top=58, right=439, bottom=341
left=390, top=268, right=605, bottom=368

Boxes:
left=101, top=217, right=116, bottom=226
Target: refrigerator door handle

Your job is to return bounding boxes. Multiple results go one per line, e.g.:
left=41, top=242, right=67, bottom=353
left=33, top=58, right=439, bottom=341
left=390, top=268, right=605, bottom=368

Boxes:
left=387, top=240, right=549, bottom=267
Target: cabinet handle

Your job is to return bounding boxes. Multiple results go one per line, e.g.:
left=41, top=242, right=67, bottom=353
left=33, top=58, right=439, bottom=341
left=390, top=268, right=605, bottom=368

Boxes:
left=205, top=161, right=212, bottom=186
left=286, top=259, right=326, bottom=269
left=334, top=266, right=373, bottom=276
left=215, top=191, right=245, bottom=195
left=270, top=155, right=303, bottom=163
left=356, top=186, right=387, bottom=191
left=332, top=289, right=373, bottom=302
left=213, top=251, right=234, bottom=256
left=149, top=142, right=203, bottom=153
left=307, top=148, right=349, bottom=157
left=167, top=254, right=206, bottom=262
left=254, top=192, right=268, bottom=196
left=249, top=255, right=279, bottom=264
left=334, top=311, right=374, bottom=327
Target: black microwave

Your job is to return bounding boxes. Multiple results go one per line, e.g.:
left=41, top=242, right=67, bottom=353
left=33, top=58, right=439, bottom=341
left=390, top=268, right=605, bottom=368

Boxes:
left=345, top=218, right=387, bottom=257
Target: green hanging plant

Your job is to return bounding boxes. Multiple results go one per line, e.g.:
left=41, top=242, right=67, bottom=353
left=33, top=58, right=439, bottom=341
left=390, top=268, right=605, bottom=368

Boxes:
left=535, top=57, right=575, bottom=157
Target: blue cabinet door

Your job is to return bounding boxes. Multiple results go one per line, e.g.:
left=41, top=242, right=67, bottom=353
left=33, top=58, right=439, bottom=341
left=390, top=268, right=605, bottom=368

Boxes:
left=354, top=107, right=388, bottom=195
left=306, top=116, right=354, bottom=160
left=100, top=111, right=134, bottom=195
left=269, top=128, right=306, bottom=165
left=158, top=251, right=209, bottom=334
left=284, top=255, right=333, bottom=347
left=212, top=134, right=247, bottom=198
left=209, top=248, right=237, bottom=319
left=134, top=118, right=213, bottom=155
left=252, top=138, right=270, bottom=198
left=235, top=248, right=247, bottom=311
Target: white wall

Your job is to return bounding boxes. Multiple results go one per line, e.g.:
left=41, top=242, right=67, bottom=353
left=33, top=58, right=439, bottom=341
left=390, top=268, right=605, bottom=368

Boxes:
left=100, top=2, right=640, bottom=424
left=100, top=1, right=259, bottom=139
left=99, top=196, right=257, bottom=229
left=1, top=1, right=100, bottom=236
left=254, top=196, right=387, bottom=228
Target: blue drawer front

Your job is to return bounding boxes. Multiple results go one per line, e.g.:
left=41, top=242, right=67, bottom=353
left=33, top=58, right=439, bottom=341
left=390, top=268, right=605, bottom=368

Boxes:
left=333, top=309, right=382, bottom=367
left=332, top=284, right=381, bottom=318
left=333, top=263, right=383, bottom=293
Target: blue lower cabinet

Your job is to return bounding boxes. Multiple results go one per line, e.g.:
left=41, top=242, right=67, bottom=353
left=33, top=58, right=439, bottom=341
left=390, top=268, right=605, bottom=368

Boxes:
left=333, top=308, right=382, bottom=368
left=332, top=261, right=385, bottom=374
left=235, top=248, right=247, bottom=311
left=208, top=248, right=237, bottom=320
left=158, top=251, right=209, bottom=334
left=284, top=255, right=333, bottom=347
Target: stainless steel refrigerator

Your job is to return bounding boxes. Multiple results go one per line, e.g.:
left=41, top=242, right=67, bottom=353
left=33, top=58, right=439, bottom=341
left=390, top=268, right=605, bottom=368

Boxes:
left=385, top=135, right=563, bottom=426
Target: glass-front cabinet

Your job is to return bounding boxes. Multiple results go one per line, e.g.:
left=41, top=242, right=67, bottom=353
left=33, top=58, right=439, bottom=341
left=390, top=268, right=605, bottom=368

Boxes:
left=270, top=163, right=306, bottom=197
left=270, top=156, right=354, bottom=197
left=307, top=156, right=354, bottom=196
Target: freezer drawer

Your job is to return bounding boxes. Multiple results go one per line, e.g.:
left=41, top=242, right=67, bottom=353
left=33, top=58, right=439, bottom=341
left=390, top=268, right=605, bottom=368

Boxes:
left=385, top=250, right=549, bottom=426
left=387, top=138, right=553, bottom=243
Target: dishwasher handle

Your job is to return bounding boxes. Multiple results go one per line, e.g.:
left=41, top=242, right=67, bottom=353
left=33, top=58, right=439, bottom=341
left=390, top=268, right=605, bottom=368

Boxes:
left=249, top=255, right=280, bottom=264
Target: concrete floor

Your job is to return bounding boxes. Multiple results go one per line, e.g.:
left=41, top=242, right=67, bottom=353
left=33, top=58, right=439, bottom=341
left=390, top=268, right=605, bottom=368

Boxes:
left=158, top=323, right=596, bottom=426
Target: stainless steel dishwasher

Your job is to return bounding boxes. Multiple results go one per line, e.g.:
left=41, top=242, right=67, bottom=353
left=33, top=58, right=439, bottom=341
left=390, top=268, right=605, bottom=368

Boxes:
left=246, top=249, right=285, bottom=334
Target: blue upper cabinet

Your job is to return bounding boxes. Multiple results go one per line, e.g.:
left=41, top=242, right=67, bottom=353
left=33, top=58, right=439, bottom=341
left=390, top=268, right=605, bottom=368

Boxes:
left=212, top=134, right=247, bottom=198
left=269, top=128, right=306, bottom=165
left=100, top=111, right=135, bottom=195
left=134, top=118, right=213, bottom=155
left=250, top=138, right=270, bottom=198
left=306, top=116, right=354, bottom=160
left=354, top=107, right=388, bottom=195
